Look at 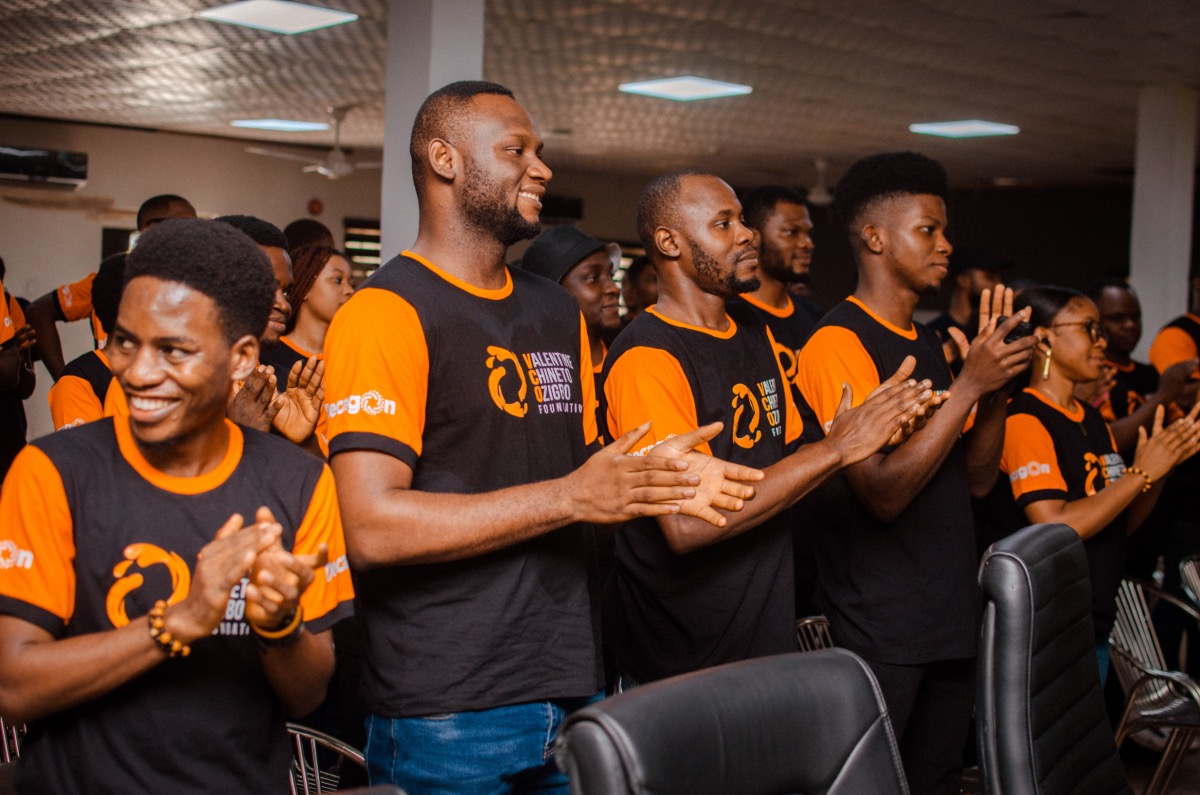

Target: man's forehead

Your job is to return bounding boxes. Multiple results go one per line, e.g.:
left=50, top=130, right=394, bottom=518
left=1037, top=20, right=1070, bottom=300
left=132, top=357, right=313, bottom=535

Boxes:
left=683, top=175, right=739, bottom=215
left=466, top=93, right=539, bottom=138
left=772, top=201, right=812, bottom=223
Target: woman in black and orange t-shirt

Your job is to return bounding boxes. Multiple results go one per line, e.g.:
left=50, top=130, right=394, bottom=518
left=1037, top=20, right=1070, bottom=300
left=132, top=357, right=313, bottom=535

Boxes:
left=1000, top=286, right=1200, bottom=683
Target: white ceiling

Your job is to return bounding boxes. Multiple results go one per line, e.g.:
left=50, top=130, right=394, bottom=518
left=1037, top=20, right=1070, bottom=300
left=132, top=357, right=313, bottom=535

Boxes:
left=1, top=0, right=1198, bottom=188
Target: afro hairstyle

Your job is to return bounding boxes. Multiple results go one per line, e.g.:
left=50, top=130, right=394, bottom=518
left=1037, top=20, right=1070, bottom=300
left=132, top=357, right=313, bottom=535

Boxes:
left=741, top=184, right=807, bottom=232
left=833, top=151, right=947, bottom=232
left=124, top=218, right=276, bottom=344
left=215, top=214, right=288, bottom=251
left=409, top=80, right=515, bottom=201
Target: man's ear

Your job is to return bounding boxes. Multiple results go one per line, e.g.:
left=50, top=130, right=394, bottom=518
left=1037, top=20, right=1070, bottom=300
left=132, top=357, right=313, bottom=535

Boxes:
left=653, top=226, right=681, bottom=260
left=429, top=138, right=458, bottom=181
left=860, top=222, right=885, bottom=255
left=230, top=334, right=260, bottom=383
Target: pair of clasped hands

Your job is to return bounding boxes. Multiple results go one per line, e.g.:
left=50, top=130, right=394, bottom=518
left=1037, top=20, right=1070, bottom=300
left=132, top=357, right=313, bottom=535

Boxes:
left=159, top=507, right=326, bottom=646
left=586, top=289, right=1037, bottom=530
left=228, top=356, right=325, bottom=444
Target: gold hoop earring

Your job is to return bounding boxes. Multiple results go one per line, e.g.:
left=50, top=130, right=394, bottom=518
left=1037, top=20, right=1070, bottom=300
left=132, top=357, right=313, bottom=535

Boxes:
left=1041, top=348, right=1052, bottom=380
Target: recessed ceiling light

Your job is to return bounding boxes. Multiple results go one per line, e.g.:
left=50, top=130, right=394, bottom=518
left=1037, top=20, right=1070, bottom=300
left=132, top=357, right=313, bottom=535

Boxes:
left=909, top=120, right=1020, bottom=138
left=198, top=1, right=357, bottom=35
left=231, top=119, right=330, bottom=132
left=619, top=76, right=752, bottom=102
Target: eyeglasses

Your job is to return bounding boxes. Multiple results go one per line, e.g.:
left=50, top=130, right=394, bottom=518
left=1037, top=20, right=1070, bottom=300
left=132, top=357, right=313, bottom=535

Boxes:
left=1050, top=320, right=1107, bottom=343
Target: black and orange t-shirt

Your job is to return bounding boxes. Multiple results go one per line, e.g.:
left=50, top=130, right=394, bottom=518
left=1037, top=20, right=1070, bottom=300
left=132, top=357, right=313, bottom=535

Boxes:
left=46, top=349, right=127, bottom=431
left=794, top=296, right=980, bottom=664
left=0, top=416, right=353, bottom=794
left=1000, top=388, right=1126, bottom=641
left=1096, top=359, right=1159, bottom=425
left=727, top=292, right=821, bottom=418
left=323, top=251, right=601, bottom=716
left=602, top=303, right=802, bottom=682
left=1148, top=314, right=1200, bottom=374
left=260, top=335, right=317, bottom=394
left=55, top=272, right=107, bottom=347
left=1, top=287, right=28, bottom=478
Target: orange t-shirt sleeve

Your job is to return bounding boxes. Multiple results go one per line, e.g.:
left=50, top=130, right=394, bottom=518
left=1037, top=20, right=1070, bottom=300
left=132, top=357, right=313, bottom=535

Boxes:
left=48, top=375, right=105, bottom=430
left=604, top=346, right=705, bottom=455
left=0, top=281, right=14, bottom=346
left=578, top=313, right=598, bottom=447
left=1000, top=413, right=1068, bottom=505
left=293, top=466, right=354, bottom=632
left=0, top=446, right=76, bottom=635
left=56, top=273, right=95, bottom=323
left=1148, top=326, right=1199, bottom=373
left=796, top=325, right=880, bottom=433
left=323, top=289, right=428, bottom=466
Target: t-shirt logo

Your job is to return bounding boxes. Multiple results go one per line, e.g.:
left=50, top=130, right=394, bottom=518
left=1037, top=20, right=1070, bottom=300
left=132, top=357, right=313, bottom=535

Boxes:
left=105, top=543, right=191, bottom=627
left=0, top=540, right=33, bottom=570
left=731, top=383, right=762, bottom=449
left=1083, top=452, right=1125, bottom=497
left=486, top=345, right=529, bottom=418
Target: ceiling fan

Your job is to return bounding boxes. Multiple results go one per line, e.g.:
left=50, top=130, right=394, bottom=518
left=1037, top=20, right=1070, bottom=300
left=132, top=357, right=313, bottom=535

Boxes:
left=245, top=104, right=380, bottom=180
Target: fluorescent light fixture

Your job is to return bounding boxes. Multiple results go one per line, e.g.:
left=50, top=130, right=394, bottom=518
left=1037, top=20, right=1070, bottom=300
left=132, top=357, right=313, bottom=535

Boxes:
left=198, top=1, right=357, bottom=35
left=909, top=120, right=1020, bottom=138
left=231, top=118, right=330, bottom=132
left=619, top=76, right=752, bottom=102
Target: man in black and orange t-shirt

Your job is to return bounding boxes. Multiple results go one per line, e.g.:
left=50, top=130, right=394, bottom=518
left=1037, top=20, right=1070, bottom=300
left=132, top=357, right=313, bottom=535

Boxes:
left=0, top=219, right=353, bottom=793
left=603, top=172, right=927, bottom=685
left=323, top=83, right=758, bottom=794
left=729, top=183, right=825, bottom=617
left=795, top=152, right=1037, bottom=795
left=25, top=194, right=196, bottom=380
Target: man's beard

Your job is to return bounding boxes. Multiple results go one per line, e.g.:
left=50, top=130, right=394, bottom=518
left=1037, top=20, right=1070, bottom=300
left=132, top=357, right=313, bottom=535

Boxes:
left=462, top=160, right=541, bottom=247
left=758, top=245, right=806, bottom=284
left=689, top=237, right=759, bottom=297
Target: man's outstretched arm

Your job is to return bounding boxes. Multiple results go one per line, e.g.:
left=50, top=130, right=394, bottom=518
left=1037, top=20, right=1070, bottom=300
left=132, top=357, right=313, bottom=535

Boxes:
left=333, top=423, right=761, bottom=569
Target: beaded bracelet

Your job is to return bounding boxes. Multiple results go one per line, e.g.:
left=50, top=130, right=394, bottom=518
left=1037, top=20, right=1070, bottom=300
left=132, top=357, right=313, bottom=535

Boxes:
left=250, top=607, right=305, bottom=648
left=1125, top=466, right=1153, bottom=493
left=147, top=599, right=191, bottom=658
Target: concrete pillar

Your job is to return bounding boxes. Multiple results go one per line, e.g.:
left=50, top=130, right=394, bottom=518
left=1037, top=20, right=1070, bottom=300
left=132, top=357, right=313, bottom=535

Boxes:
left=1129, top=86, right=1197, bottom=360
left=379, top=0, right=485, bottom=261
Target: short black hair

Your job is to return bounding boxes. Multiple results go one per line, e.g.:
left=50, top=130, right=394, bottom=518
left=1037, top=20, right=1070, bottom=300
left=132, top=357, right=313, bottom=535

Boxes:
left=833, top=152, right=947, bottom=231
left=283, top=218, right=335, bottom=252
left=410, top=80, right=516, bottom=203
left=124, top=219, right=276, bottom=343
left=741, top=185, right=807, bottom=232
left=90, top=253, right=127, bottom=335
left=1085, top=277, right=1133, bottom=304
left=137, top=194, right=192, bottom=230
left=637, top=171, right=703, bottom=252
left=215, top=215, right=288, bottom=251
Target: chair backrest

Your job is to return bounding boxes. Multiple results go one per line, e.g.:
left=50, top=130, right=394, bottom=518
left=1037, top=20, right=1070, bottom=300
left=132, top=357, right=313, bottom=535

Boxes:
left=1181, top=555, right=1200, bottom=609
left=287, top=722, right=367, bottom=795
left=795, top=615, right=835, bottom=652
left=976, top=523, right=1131, bottom=795
left=555, top=648, right=908, bottom=795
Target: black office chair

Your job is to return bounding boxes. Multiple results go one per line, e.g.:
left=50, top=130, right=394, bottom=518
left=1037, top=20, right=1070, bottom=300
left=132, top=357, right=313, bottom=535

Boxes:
left=555, top=648, right=908, bottom=795
left=976, top=523, right=1131, bottom=795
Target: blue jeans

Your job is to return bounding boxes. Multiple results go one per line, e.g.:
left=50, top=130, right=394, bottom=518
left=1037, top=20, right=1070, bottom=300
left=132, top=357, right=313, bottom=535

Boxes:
left=365, top=693, right=603, bottom=795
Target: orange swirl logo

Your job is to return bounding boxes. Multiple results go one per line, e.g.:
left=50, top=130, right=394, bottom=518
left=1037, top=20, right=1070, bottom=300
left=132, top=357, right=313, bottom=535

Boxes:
left=1083, top=452, right=1110, bottom=497
left=731, top=383, right=762, bottom=449
left=485, top=345, right=528, bottom=418
left=105, top=543, right=192, bottom=628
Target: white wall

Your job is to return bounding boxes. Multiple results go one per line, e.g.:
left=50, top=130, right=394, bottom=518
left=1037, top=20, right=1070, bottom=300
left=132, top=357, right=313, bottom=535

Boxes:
left=0, top=117, right=384, bottom=438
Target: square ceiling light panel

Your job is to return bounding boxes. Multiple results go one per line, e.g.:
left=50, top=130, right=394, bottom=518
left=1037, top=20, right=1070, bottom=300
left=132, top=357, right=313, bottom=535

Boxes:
left=909, top=120, right=1020, bottom=138
left=231, top=119, right=330, bottom=131
left=619, top=76, right=752, bottom=102
left=198, top=1, right=358, bottom=35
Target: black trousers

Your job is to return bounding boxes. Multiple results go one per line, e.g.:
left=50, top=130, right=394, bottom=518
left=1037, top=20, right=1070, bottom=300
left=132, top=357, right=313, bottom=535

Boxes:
left=859, top=655, right=976, bottom=795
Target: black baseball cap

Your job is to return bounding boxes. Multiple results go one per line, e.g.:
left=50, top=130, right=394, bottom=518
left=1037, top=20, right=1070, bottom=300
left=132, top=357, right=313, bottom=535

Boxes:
left=522, top=225, right=619, bottom=284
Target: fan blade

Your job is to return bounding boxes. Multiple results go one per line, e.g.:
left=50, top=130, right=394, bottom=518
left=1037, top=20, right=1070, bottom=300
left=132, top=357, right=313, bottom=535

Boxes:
left=246, top=146, right=322, bottom=165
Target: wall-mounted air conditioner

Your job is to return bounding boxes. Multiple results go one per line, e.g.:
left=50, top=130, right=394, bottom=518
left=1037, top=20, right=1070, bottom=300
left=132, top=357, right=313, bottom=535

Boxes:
left=0, top=145, right=88, bottom=189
